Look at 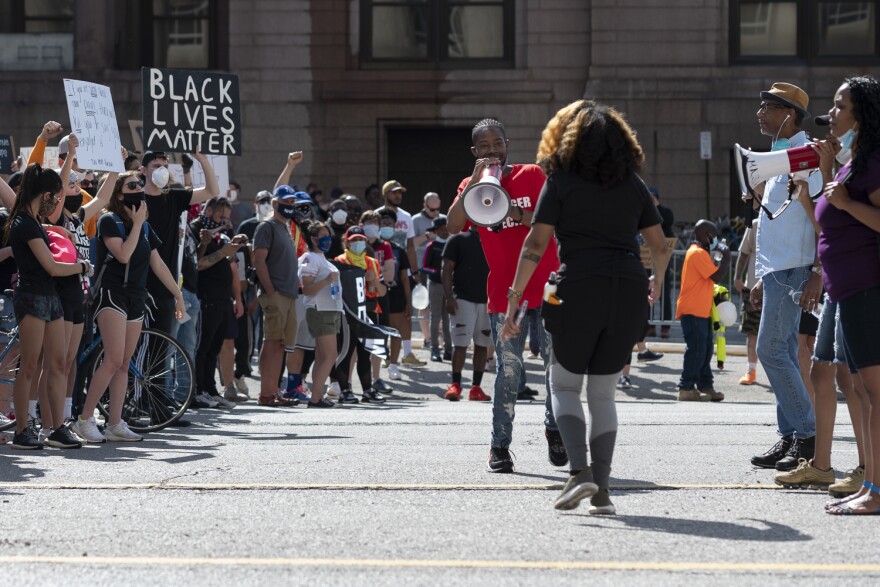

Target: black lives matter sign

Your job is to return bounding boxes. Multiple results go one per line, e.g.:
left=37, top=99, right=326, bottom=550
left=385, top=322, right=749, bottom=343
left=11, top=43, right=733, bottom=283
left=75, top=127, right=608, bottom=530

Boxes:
left=142, top=68, right=242, bottom=156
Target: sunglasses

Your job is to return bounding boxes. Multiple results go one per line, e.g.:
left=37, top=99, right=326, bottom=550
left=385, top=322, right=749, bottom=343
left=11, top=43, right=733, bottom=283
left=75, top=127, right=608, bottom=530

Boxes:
left=427, top=207, right=441, bottom=212
left=80, top=179, right=96, bottom=187
left=125, top=179, right=146, bottom=190
left=295, top=204, right=313, bottom=213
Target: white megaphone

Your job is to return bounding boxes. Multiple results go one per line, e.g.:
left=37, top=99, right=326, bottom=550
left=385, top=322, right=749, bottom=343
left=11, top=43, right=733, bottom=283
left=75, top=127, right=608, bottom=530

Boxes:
left=461, top=164, right=511, bottom=227
left=734, top=144, right=820, bottom=198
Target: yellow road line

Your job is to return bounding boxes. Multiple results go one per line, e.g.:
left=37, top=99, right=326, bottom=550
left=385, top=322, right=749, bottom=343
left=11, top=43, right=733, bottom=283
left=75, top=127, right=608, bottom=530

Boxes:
left=0, top=482, right=781, bottom=491
left=1, top=556, right=878, bottom=573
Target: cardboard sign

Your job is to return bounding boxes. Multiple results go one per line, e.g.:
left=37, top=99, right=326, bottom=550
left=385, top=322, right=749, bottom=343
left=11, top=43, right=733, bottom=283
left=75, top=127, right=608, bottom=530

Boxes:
left=0, top=135, right=14, bottom=174
left=63, top=79, right=124, bottom=172
left=190, top=155, right=229, bottom=193
left=20, top=146, right=60, bottom=170
left=142, top=67, right=242, bottom=156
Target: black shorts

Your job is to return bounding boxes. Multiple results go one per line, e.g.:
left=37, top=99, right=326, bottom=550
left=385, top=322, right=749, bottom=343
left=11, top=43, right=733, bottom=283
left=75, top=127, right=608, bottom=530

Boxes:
left=839, top=285, right=880, bottom=369
left=12, top=290, right=63, bottom=323
left=58, top=286, right=85, bottom=325
left=95, top=288, right=147, bottom=322
left=388, top=285, right=407, bottom=314
left=799, top=309, right=819, bottom=337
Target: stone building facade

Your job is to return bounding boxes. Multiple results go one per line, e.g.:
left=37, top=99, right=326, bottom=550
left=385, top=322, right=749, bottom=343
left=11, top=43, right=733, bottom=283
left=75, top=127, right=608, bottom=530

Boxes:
left=2, top=0, right=878, bottom=221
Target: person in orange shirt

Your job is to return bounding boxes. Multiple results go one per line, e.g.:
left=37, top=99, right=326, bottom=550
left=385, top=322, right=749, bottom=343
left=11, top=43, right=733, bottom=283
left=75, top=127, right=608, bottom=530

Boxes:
left=676, top=220, right=730, bottom=402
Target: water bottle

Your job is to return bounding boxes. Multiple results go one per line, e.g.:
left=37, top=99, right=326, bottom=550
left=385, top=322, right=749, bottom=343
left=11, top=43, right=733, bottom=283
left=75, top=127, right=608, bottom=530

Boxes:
left=330, top=278, right=340, bottom=300
left=789, top=290, right=822, bottom=318
left=543, top=272, right=562, bottom=305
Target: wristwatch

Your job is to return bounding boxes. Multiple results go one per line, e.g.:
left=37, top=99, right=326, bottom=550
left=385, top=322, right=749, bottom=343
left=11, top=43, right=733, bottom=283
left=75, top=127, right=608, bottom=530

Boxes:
left=811, top=266, right=823, bottom=276
left=506, top=287, right=523, bottom=300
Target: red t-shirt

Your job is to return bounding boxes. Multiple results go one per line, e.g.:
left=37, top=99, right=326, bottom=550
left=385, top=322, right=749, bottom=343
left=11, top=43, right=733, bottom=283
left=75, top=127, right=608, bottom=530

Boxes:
left=455, top=164, right=560, bottom=314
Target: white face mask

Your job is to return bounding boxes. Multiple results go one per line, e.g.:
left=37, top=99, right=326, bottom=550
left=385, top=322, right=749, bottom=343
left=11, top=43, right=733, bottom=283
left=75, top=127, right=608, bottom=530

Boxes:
left=228, top=190, right=238, bottom=202
left=151, top=166, right=170, bottom=189
left=331, top=209, right=348, bottom=225
left=257, top=202, right=273, bottom=219
left=363, top=224, right=380, bottom=239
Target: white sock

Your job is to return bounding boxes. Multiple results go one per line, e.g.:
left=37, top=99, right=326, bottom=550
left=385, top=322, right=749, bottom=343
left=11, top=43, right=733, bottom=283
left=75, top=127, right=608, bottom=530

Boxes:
left=28, top=400, right=38, bottom=420
left=403, top=340, right=412, bottom=356
left=748, top=362, right=757, bottom=371
left=64, top=398, right=73, bottom=419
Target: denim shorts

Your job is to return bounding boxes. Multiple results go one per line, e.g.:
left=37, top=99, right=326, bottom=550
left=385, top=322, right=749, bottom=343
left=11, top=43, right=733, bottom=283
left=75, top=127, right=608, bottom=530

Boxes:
left=811, top=295, right=856, bottom=372
left=12, top=290, right=63, bottom=323
left=839, top=285, right=880, bottom=370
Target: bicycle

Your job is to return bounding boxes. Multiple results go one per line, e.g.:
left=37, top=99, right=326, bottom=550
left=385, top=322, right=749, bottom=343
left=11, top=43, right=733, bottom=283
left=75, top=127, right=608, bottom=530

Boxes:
left=0, top=294, right=194, bottom=433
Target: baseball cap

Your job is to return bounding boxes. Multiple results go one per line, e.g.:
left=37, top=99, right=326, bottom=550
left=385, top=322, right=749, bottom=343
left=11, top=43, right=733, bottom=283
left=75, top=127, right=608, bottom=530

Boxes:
left=273, top=185, right=298, bottom=200
left=432, top=216, right=447, bottom=229
left=293, top=191, right=313, bottom=205
left=255, top=190, right=273, bottom=203
left=345, top=226, right=367, bottom=240
left=382, top=180, right=406, bottom=195
left=58, top=136, right=70, bottom=155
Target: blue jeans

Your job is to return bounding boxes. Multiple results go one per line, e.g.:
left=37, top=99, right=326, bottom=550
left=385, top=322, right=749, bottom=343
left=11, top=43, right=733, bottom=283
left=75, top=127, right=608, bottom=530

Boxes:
left=756, top=267, right=816, bottom=439
left=488, top=309, right=557, bottom=449
left=169, top=287, right=201, bottom=364
left=678, top=315, right=713, bottom=390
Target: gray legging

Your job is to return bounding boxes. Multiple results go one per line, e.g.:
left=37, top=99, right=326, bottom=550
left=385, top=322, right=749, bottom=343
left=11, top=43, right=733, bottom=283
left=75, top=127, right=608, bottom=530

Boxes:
left=549, top=354, right=619, bottom=489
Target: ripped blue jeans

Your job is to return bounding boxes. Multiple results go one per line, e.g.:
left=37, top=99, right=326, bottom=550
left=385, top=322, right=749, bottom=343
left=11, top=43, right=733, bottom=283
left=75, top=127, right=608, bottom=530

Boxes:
left=488, top=309, right=557, bottom=449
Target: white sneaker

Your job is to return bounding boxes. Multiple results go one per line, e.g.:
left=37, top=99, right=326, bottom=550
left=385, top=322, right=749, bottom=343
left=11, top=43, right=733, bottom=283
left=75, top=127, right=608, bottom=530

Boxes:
left=105, top=421, right=143, bottom=442
left=71, top=417, right=106, bottom=444
left=327, top=382, right=341, bottom=399
left=233, top=376, right=249, bottom=396
left=38, top=427, right=53, bottom=444
left=388, top=363, right=402, bottom=381
left=212, top=394, right=237, bottom=409
left=195, top=392, right=220, bottom=408
left=224, top=384, right=248, bottom=403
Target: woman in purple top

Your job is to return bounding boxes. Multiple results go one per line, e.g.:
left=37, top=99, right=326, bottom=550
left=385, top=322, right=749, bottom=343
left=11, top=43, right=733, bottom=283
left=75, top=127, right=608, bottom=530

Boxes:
left=817, top=75, right=880, bottom=515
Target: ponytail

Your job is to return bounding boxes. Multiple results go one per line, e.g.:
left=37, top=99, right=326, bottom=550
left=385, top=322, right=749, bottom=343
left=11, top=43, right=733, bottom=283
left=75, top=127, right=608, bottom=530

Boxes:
left=3, top=163, right=62, bottom=244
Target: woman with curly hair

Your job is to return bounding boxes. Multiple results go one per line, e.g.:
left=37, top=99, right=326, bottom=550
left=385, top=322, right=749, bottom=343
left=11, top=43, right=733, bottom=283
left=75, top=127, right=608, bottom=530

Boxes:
left=816, top=76, right=880, bottom=515
left=502, top=100, right=670, bottom=513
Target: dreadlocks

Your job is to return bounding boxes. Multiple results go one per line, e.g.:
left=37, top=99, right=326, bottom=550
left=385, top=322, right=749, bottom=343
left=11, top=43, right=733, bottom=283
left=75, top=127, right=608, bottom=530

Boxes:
left=846, top=75, right=880, bottom=178
left=471, top=118, right=506, bottom=143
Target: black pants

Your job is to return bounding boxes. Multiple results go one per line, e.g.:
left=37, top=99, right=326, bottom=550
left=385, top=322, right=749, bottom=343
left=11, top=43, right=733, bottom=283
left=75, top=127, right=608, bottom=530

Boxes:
left=234, top=310, right=253, bottom=379
left=196, top=300, right=230, bottom=395
left=334, top=315, right=372, bottom=393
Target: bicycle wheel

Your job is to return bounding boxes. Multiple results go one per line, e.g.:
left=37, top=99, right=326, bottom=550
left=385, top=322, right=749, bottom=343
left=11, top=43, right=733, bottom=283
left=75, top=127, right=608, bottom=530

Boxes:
left=93, top=328, right=194, bottom=432
left=0, top=331, right=20, bottom=432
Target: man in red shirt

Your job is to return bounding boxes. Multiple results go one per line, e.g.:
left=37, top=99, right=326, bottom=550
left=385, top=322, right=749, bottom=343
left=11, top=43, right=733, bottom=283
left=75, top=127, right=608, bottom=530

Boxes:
left=447, top=118, right=567, bottom=473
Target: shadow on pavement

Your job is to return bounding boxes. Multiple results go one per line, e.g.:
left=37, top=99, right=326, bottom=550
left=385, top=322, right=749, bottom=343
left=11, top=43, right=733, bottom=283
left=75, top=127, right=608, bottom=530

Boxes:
left=579, top=515, right=812, bottom=542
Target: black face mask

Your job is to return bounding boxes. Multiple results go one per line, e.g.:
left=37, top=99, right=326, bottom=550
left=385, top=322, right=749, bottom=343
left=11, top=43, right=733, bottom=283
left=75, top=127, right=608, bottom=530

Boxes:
left=277, top=204, right=298, bottom=220
left=64, top=194, right=83, bottom=212
left=84, top=187, right=98, bottom=198
left=123, top=192, right=145, bottom=209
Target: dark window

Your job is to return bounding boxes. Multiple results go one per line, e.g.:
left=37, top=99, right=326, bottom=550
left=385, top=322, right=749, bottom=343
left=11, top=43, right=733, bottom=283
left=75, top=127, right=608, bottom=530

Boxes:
left=0, top=0, right=74, bottom=71
left=116, top=0, right=228, bottom=70
left=361, top=0, right=514, bottom=68
left=731, top=1, right=880, bottom=63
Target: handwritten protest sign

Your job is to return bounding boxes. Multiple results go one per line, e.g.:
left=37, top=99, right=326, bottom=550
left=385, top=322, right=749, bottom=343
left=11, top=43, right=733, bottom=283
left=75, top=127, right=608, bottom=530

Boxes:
left=142, top=68, right=242, bottom=156
left=63, top=79, right=124, bottom=172
left=167, top=155, right=228, bottom=193
left=20, top=147, right=60, bottom=170
left=0, top=135, right=14, bottom=174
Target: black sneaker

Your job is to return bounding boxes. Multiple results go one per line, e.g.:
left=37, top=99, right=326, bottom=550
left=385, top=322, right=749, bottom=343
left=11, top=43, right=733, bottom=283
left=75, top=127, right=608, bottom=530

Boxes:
left=373, top=379, right=393, bottom=394
left=487, top=447, right=514, bottom=473
left=637, top=349, right=664, bottom=362
left=775, top=436, right=816, bottom=471
left=545, top=428, right=569, bottom=467
left=751, top=435, right=793, bottom=469
left=307, top=398, right=335, bottom=408
left=362, top=389, right=386, bottom=403
left=11, top=426, right=43, bottom=450
left=517, top=387, right=538, bottom=401
left=338, top=390, right=360, bottom=404
left=431, top=350, right=443, bottom=362
left=443, top=349, right=452, bottom=361
left=45, top=426, right=83, bottom=449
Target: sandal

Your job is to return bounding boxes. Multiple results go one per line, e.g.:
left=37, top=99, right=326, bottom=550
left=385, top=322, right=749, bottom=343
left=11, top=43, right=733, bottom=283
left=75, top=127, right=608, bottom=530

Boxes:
left=258, top=394, right=298, bottom=407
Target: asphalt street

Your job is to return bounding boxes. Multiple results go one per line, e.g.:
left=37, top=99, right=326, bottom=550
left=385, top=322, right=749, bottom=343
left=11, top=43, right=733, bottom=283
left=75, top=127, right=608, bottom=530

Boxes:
left=2, top=339, right=878, bottom=586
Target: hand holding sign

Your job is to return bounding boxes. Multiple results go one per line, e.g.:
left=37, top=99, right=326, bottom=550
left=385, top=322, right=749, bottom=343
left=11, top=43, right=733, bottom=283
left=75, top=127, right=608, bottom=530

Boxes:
left=63, top=79, right=124, bottom=172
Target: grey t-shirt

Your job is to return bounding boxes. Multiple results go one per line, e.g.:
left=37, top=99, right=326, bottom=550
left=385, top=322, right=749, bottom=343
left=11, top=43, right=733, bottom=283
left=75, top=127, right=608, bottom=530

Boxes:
left=253, top=218, right=299, bottom=298
left=412, top=211, right=445, bottom=270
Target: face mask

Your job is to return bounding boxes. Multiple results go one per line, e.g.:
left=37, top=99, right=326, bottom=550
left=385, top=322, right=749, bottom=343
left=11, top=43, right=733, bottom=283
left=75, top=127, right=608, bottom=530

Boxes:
left=278, top=203, right=298, bottom=219
left=319, top=201, right=330, bottom=212
left=84, top=187, right=98, bottom=198
left=64, top=194, right=83, bottom=213
left=839, top=128, right=857, bottom=150
left=257, top=202, right=273, bottom=219
left=331, top=209, right=348, bottom=225
left=434, top=237, right=446, bottom=244
left=39, top=194, right=57, bottom=217
left=349, top=241, right=367, bottom=255
left=836, top=147, right=852, bottom=165
left=123, top=192, right=145, bottom=209
left=771, top=138, right=791, bottom=152
left=228, top=190, right=238, bottom=202
left=199, top=213, right=224, bottom=230
left=363, top=224, right=380, bottom=239
left=151, top=166, right=170, bottom=189
left=317, top=236, right=333, bottom=253
left=709, top=236, right=719, bottom=250
left=379, top=227, right=395, bottom=240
